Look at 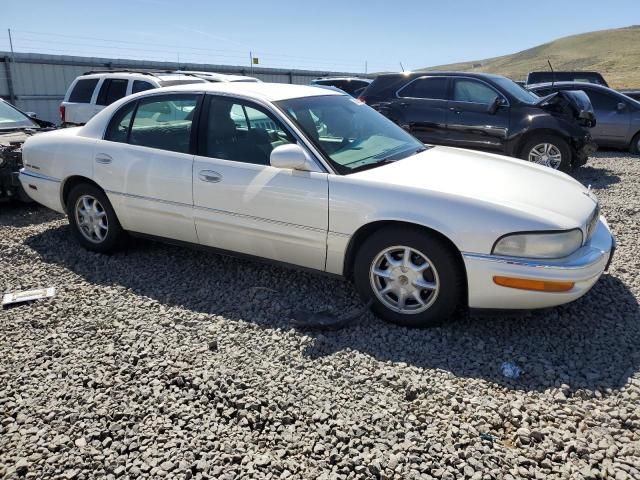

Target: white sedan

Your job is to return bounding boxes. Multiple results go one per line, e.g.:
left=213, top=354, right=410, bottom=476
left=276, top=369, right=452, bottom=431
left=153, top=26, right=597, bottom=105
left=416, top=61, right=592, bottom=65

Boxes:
left=19, top=82, right=615, bottom=327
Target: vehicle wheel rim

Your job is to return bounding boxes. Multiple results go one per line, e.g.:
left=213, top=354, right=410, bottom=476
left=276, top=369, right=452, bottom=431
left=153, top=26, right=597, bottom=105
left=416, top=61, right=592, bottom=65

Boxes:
left=75, top=195, right=108, bottom=244
left=528, top=143, right=562, bottom=169
left=369, top=246, right=440, bottom=315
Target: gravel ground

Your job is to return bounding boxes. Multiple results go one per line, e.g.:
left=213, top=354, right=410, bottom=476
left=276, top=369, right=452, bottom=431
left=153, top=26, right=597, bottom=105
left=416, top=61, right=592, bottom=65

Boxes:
left=1, top=151, right=639, bottom=480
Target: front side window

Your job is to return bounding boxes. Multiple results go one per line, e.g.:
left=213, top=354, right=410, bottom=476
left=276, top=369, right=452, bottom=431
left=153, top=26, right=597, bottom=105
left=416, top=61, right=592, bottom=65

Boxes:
left=277, top=95, right=427, bottom=174
left=128, top=94, right=199, bottom=153
left=200, top=96, right=293, bottom=165
left=584, top=90, right=619, bottom=110
left=96, top=79, right=129, bottom=106
left=398, top=77, right=448, bottom=100
left=68, top=79, right=99, bottom=103
left=453, top=79, right=499, bottom=104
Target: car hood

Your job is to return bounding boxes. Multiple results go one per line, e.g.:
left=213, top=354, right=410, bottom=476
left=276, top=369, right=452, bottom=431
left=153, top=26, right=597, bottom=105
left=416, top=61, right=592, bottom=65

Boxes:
left=0, top=129, right=31, bottom=147
left=534, top=90, right=596, bottom=127
left=348, top=146, right=598, bottom=230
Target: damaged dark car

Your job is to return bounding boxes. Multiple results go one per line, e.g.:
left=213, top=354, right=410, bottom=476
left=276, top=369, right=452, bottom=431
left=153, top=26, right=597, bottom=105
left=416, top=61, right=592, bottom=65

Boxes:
left=359, top=72, right=597, bottom=171
left=0, top=99, right=56, bottom=203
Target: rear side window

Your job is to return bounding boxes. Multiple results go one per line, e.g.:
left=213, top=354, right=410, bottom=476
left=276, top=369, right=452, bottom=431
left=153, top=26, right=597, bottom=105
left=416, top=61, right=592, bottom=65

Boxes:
left=453, top=79, right=499, bottom=104
left=96, top=79, right=129, bottom=106
left=105, top=101, right=137, bottom=143
left=398, top=77, right=448, bottom=100
left=129, top=94, right=199, bottom=153
left=132, top=80, right=155, bottom=94
left=68, top=79, right=99, bottom=103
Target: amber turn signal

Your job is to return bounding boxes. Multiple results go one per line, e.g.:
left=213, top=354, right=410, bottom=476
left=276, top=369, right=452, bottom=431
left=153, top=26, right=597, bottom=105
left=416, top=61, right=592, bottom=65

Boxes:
left=493, top=276, right=575, bottom=292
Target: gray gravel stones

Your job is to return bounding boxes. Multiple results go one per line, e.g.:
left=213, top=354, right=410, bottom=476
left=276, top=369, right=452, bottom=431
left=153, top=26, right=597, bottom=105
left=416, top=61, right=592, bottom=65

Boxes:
left=1, top=151, right=639, bottom=479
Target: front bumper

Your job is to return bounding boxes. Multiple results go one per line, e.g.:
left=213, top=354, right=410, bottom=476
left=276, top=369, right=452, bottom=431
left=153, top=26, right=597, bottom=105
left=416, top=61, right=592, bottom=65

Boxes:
left=463, top=217, right=614, bottom=309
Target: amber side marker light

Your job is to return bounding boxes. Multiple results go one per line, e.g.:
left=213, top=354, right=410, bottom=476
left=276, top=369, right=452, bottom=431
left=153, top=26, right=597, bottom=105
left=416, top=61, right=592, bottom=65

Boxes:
left=493, top=276, right=575, bottom=292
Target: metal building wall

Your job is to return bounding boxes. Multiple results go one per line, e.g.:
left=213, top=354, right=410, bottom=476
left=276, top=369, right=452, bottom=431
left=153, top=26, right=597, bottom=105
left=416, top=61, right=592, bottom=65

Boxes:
left=0, top=52, right=370, bottom=123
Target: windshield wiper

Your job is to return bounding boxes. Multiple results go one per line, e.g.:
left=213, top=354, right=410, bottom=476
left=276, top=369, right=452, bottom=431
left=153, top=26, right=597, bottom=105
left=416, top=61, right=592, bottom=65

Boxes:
left=348, top=158, right=397, bottom=173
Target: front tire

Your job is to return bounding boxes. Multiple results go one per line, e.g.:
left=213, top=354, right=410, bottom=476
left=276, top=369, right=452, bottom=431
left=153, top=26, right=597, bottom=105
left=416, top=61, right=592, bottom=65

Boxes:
left=353, top=227, right=465, bottom=327
left=66, top=183, right=126, bottom=253
left=520, top=134, right=572, bottom=172
left=630, top=132, right=640, bottom=155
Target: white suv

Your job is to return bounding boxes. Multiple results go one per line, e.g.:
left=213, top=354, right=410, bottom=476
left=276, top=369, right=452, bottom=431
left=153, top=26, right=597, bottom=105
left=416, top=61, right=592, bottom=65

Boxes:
left=60, top=71, right=206, bottom=126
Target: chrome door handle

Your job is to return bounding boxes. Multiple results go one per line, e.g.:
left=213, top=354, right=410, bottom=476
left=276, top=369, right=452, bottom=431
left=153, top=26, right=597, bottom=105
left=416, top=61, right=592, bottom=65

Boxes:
left=199, top=170, right=222, bottom=183
left=95, top=153, right=113, bottom=164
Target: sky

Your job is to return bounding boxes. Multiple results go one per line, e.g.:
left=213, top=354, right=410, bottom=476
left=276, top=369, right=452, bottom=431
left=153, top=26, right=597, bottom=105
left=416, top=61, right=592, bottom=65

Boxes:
left=2, top=0, right=639, bottom=73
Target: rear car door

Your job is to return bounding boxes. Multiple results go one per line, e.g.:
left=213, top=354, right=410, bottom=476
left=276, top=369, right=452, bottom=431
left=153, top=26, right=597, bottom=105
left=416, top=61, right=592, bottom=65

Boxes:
left=63, top=78, right=100, bottom=125
left=393, top=76, right=450, bottom=144
left=94, top=78, right=130, bottom=117
left=582, top=88, right=631, bottom=145
left=192, top=95, right=328, bottom=270
left=93, top=93, right=201, bottom=243
left=447, top=78, right=510, bottom=151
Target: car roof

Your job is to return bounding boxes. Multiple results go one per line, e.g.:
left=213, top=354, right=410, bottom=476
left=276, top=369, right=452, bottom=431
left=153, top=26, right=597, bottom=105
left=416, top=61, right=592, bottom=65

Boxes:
left=146, top=81, right=347, bottom=102
left=175, top=71, right=259, bottom=82
left=374, top=71, right=508, bottom=81
left=77, top=72, right=206, bottom=83
left=312, top=77, right=372, bottom=82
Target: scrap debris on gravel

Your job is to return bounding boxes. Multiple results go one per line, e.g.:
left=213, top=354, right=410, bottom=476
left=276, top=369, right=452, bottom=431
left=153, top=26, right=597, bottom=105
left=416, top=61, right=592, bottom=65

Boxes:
left=1, top=151, right=639, bottom=479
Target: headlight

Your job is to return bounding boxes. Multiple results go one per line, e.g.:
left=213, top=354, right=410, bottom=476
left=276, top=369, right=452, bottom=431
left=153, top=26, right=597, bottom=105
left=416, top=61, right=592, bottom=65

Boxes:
left=492, top=229, right=583, bottom=259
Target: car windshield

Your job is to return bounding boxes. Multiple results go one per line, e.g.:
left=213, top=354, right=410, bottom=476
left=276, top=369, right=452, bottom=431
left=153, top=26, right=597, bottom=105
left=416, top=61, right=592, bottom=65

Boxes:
left=0, top=101, right=39, bottom=130
left=276, top=95, right=427, bottom=174
left=492, top=77, right=540, bottom=105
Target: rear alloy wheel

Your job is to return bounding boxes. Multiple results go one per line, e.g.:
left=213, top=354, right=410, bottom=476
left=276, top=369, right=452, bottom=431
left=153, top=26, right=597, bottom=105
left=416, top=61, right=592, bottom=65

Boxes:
left=353, top=227, right=464, bottom=327
left=67, top=183, right=126, bottom=253
left=520, top=135, right=571, bottom=172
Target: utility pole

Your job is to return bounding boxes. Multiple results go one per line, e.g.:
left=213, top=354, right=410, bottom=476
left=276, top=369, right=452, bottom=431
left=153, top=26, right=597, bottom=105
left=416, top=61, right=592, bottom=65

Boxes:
left=249, top=51, right=253, bottom=74
left=365, top=60, right=368, bottom=75
left=8, top=29, right=15, bottom=59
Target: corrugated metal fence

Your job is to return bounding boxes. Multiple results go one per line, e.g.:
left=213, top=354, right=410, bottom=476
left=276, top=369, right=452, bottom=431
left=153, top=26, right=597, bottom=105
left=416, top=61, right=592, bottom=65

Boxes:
left=0, top=51, right=370, bottom=124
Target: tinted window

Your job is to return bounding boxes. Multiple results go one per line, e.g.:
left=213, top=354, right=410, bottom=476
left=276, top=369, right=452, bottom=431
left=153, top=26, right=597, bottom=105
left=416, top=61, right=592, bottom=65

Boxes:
left=398, top=77, right=448, bottom=100
left=68, top=79, right=99, bottom=103
left=534, top=88, right=553, bottom=97
left=453, top=79, right=499, bottom=104
left=104, top=101, right=137, bottom=143
left=584, top=90, right=619, bottom=110
left=201, top=96, right=293, bottom=165
left=96, top=79, right=129, bottom=106
left=129, top=95, right=198, bottom=153
left=132, top=80, right=155, bottom=94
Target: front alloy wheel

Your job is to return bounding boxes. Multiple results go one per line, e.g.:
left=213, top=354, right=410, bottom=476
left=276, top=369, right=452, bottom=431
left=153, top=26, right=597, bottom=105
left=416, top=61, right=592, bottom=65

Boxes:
left=353, top=227, right=464, bottom=327
left=370, top=246, right=440, bottom=314
left=528, top=143, right=562, bottom=169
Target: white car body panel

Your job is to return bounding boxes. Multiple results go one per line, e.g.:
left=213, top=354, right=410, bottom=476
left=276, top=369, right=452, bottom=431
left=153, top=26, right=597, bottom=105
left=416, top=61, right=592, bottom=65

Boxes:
left=20, top=82, right=614, bottom=311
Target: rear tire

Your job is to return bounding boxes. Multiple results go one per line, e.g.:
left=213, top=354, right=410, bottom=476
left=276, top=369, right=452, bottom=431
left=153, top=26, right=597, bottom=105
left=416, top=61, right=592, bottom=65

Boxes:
left=66, top=183, right=126, bottom=253
left=353, top=226, right=465, bottom=328
left=520, top=134, right=572, bottom=172
left=630, top=132, right=640, bottom=155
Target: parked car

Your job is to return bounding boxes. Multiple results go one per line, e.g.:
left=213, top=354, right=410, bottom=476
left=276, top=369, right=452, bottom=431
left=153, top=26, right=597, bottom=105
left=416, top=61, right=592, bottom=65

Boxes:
left=526, top=71, right=609, bottom=87
left=60, top=70, right=206, bottom=126
left=173, top=70, right=261, bottom=83
left=621, top=90, right=640, bottom=102
left=528, top=82, right=640, bottom=153
left=359, top=72, right=596, bottom=171
left=311, top=77, right=372, bottom=97
left=20, top=82, right=614, bottom=327
left=1, top=98, right=56, bottom=202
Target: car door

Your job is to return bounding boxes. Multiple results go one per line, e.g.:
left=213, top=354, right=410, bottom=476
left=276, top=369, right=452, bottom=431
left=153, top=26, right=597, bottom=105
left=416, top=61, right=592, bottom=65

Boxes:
left=94, top=78, right=130, bottom=118
left=582, top=88, right=631, bottom=145
left=93, top=93, right=201, bottom=243
left=447, top=78, right=510, bottom=151
left=192, top=95, right=328, bottom=270
left=64, top=78, right=100, bottom=125
left=393, top=76, right=450, bottom=144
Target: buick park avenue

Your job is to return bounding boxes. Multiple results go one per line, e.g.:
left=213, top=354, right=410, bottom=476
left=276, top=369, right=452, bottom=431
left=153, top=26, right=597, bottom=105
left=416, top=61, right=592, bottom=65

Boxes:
left=19, top=83, right=615, bottom=327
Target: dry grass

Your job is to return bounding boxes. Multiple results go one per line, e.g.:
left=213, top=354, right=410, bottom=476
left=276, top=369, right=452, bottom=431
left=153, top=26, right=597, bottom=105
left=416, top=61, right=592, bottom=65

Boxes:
left=421, top=26, right=640, bottom=89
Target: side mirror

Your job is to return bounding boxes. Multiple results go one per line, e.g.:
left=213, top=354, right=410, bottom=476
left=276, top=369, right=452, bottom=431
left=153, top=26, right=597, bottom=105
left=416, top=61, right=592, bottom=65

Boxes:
left=617, top=102, right=627, bottom=112
left=270, top=144, right=320, bottom=172
left=488, top=96, right=504, bottom=114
